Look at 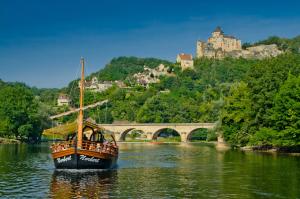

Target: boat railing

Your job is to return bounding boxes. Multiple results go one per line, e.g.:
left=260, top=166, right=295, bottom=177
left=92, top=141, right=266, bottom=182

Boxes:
left=50, top=140, right=74, bottom=153
left=81, top=140, right=118, bottom=156
left=51, top=140, right=118, bottom=156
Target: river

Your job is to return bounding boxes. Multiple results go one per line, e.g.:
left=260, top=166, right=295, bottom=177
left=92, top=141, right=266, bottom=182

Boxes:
left=0, top=143, right=299, bottom=198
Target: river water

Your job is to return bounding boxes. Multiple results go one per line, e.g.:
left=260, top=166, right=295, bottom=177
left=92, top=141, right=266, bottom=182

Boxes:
left=0, top=143, right=299, bottom=199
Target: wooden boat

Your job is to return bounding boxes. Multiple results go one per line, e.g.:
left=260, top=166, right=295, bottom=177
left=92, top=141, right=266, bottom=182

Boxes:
left=43, top=58, right=118, bottom=169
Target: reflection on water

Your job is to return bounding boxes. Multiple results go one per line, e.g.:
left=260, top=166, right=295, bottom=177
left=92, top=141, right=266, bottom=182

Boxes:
left=0, top=143, right=299, bottom=198
left=50, top=170, right=117, bottom=198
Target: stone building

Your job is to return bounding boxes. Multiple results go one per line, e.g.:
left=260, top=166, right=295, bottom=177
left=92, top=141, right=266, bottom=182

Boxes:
left=97, top=81, right=113, bottom=92
left=176, top=53, right=194, bottom=70
left=133, top=67, right=160, bottom=87
left=114, top=80, right=127, bottom=88
left=197, top=26, right=241, bottom=58
left=133, top=64, right=172, bottom=87
left=57, top=93, right=71, bottom=106
left=78, top=77, right=113, bottom=92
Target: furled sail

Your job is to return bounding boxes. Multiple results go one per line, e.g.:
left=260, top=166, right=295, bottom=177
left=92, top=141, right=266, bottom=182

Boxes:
left=42, top=120, right=108, bottom=136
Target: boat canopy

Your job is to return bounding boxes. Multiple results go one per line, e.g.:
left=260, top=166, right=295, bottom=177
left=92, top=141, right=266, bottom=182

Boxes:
left=42, top=120, right=113, bottom=136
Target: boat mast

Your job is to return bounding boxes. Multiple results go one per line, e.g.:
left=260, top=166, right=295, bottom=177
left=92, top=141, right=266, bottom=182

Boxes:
left=77, top=58, right=84, bottom=148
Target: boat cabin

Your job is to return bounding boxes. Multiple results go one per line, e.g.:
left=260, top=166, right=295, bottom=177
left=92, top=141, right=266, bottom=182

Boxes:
left=44, top=120, right=118, bottom=157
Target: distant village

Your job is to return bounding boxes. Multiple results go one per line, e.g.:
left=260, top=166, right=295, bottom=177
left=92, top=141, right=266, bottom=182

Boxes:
left=57, top=26, right=283, bottom=107
left=57, top=64, right=172, bottom=106
left=57, top=78, right=127, bottom=106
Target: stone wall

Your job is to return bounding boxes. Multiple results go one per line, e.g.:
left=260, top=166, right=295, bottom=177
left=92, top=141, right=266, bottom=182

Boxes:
left=227, top=44, right=283, bottom=59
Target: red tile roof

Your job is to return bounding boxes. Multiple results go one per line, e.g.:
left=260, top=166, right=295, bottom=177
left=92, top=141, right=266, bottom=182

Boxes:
left=178, top=53, right=193, bottom=61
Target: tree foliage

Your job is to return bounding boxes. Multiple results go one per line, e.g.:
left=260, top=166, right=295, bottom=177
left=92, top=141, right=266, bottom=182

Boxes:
left=250, top=74, right=300, bottom=147
left=222, top=53, right=300, bottom=147
left=0, top=83, right=51, bottom=142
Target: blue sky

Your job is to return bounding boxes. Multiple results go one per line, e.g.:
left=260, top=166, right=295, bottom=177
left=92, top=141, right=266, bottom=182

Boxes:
left=0, top=0, right=300, bottom=88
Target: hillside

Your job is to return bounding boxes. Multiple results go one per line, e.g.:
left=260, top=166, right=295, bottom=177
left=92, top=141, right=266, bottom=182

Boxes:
left=60, top=56, right=258, bottom=124
left=0, top=35, right=299, bottom=148
left=65, top=53, right=300, bottom=149
left=89, top=56, right=172, bottom=81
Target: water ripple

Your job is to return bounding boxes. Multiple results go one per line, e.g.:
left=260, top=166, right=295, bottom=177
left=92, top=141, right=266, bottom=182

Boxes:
left=0, top=143, right=299, bottom=198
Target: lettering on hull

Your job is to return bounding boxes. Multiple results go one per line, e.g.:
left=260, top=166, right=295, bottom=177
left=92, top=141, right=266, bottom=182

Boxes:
left=57, top=155, right=72, bottom=163
left=79, top=155, right=100, bottom=163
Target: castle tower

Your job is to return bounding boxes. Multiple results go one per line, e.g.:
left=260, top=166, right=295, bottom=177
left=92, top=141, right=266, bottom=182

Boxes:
left=212, top=26, right=224, bottom=38
left=196, top=41, right=206, bottom=58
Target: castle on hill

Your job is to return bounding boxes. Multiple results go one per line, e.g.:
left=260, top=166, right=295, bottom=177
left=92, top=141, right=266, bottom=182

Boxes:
left=176, top=27, right=282, bottom=70
left=197, top=26, right=242, bottom=58
left=195, top=26, right=282, bottom=59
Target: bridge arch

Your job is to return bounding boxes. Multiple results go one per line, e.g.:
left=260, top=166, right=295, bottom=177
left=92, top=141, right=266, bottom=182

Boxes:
left=119, top=128, right=146, bottom=141
left=152, top=128, right=181, bottom=141
left=186, top=128, right=209, bottom=142
left=119, top=128, right=135, bottom=141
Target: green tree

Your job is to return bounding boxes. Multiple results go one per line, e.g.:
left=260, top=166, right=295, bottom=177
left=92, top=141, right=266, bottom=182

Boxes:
left=247, top=53, right=300, bottom=128
left=266, top=75, right=300, bottom=146
left=221, top=82, right=252, bottom=146
left=0, top=83, right=50, bottom=142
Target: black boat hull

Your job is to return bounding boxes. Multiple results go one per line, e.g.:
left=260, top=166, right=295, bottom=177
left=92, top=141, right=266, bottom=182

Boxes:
left=54, top=153, right=117, bottom=169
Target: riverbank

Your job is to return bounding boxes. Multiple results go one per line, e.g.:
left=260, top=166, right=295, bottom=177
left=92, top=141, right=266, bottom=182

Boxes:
left=241, top=145, right=300, bottom=154
left=0, top=137, right=21, bottom=144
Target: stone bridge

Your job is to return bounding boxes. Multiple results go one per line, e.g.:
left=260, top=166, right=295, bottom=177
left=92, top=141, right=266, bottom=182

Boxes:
left=99, top=123, right=217, bottom=142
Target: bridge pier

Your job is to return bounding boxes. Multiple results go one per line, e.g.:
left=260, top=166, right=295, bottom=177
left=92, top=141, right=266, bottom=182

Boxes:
left=146, top=132, right=153, bottom=141
left=217, top=134, right=225, bottom=143
left=114, top=132, right=122, bottom=142
left=180, top=132, right=188, bottom=142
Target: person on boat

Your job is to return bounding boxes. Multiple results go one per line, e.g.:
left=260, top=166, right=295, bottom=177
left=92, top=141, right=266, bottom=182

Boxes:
left=89, top=143, right=96, bottom=151
left=100, top=134, right=104, bottom=143
left=96, top=143, right=101, bottom=152
left=83, top=134, right=88, bottom=141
